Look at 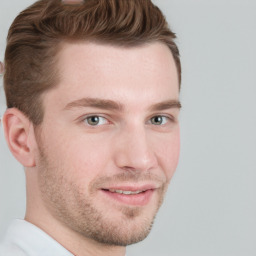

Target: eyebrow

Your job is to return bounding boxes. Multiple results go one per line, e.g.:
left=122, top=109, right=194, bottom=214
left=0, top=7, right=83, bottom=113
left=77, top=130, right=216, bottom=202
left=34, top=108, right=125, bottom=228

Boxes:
left=64, top=97, right=124, bottom=111
left=63, top=97, right=181, bottom=112
left=149, top=100, right=182, bottom=111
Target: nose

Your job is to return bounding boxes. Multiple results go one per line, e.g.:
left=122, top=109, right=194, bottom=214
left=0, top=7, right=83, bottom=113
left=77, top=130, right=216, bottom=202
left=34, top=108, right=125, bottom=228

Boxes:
left=113, top=126, right=158, bottom=172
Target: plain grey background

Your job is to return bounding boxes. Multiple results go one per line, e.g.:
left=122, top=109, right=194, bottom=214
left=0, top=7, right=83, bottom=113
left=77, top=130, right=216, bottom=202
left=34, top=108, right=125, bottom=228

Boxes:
left=1, top=0, right=256, bottom=255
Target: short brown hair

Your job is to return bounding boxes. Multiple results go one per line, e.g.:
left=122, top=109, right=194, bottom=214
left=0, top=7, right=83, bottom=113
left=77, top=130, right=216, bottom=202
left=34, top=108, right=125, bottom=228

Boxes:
left=4, top=0, right=181, bottom=125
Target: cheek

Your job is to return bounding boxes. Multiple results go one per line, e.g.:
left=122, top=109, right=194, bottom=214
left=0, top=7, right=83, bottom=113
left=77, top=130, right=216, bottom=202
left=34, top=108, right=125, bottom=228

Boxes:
left=156, top=130, right=180, bottom=181
left=46, top=132, right=112, bottom=183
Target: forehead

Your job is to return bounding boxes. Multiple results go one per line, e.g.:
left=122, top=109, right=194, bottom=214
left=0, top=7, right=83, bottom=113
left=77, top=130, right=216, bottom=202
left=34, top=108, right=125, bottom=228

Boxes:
left=48, top=41, right=179, bottom=109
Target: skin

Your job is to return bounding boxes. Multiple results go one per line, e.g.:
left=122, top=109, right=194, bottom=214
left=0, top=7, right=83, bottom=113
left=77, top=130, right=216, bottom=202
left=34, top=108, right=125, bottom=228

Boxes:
left=3, top=42, right=180, bottom=256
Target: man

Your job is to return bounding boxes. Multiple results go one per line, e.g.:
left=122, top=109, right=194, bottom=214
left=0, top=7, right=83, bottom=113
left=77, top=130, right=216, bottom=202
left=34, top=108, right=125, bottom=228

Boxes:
left=0, top=0, right=181, bottom=255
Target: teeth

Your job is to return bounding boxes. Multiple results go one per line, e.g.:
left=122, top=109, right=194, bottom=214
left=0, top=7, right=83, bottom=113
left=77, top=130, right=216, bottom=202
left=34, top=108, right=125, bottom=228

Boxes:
left=109, top=189, right=144, bottom=195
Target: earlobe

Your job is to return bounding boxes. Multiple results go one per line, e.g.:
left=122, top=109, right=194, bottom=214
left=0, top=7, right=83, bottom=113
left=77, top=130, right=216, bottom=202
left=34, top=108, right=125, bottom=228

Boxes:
left=3, top=108, right=36, bottom=167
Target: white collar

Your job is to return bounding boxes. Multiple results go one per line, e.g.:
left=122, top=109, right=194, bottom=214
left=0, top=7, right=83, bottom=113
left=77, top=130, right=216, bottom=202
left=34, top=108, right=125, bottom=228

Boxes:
left=1, top=219, right=74, bottom=256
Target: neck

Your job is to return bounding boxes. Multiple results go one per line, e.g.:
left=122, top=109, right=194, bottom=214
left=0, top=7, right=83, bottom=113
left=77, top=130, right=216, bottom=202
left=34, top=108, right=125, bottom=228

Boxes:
left=25, top=212, right=126, bottom=256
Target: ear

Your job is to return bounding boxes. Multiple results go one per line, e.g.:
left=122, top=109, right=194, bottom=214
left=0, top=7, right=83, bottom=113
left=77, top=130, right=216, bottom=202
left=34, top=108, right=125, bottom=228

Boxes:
left=3, top=108, right=36, bottom=167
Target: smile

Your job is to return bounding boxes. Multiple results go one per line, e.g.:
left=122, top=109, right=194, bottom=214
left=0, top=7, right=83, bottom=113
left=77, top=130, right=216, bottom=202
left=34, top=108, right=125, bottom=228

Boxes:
left=101, top=186, right=156, bottom=206
left=108, top=189, right=146, bottom=195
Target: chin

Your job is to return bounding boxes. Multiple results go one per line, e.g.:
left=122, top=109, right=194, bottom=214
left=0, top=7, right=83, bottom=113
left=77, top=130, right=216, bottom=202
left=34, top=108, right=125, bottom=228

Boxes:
left=89, top=215, right=155, bottom=246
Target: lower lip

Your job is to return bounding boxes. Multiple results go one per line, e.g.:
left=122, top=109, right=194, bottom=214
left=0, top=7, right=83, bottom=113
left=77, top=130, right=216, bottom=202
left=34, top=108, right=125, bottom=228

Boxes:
left=101, top=189, right=155, bottom=206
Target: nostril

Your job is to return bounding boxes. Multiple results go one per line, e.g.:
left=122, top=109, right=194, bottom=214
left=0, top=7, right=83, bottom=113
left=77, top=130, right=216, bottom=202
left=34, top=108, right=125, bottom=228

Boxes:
left=121, top=167, right=144, bottom=173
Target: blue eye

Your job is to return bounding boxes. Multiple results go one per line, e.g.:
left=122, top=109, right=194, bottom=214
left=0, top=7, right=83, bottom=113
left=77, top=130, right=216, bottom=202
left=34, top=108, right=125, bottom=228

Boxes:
left=84, top=116, right=108, bottom=126
left=150, top=116, right=168, bottom=125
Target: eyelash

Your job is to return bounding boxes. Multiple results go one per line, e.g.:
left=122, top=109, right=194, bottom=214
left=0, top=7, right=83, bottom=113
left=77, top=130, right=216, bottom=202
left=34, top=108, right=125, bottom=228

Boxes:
left=81, top=114, right=175, bottom=127
left=148, top=115, right=174, bottom=125
left=83, top=115, right=109, bottom=126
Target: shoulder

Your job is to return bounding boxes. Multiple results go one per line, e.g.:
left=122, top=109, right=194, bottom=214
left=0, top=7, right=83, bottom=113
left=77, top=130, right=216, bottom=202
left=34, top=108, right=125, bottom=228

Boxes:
left=0, top=242, right=27, bottom=256
left=0, top=220, right=28, bottom=256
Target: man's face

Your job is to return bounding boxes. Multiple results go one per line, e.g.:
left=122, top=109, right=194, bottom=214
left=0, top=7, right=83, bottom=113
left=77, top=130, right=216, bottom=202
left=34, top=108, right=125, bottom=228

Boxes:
left=35, top=42, right=180, bottom=246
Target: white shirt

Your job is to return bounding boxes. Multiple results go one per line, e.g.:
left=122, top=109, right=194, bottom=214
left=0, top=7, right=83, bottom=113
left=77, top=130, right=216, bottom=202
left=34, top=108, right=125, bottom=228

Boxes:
left=0, top=219, right=74, bottom=256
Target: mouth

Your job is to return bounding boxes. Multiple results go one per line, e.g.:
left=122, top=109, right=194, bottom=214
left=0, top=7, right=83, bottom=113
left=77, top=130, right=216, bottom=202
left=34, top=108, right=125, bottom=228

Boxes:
left=101, top=186, right=156, bottom=206
left=107, top=189, right=147, bottom=195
